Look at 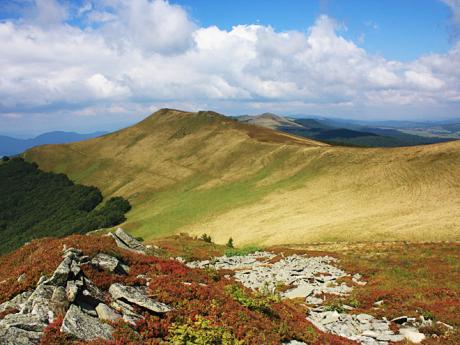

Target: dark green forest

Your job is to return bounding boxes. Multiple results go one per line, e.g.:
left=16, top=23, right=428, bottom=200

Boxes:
left=0, top=158, right=131, bottom=254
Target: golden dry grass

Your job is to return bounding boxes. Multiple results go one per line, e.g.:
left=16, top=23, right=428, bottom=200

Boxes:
left=24, top=109, right=460, bottom=245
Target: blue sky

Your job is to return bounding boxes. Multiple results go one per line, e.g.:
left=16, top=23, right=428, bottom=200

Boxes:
left=175, top=0, right=452, bottom=61
left=0, top=0, right=459, bottom=136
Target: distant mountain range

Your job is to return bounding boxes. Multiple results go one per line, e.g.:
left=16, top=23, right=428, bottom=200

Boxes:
left=236, top=113, right=457, bottom=147
left=0, top=131, right=107, bottom=156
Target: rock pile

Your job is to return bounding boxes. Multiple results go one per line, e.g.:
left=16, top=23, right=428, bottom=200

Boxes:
left=0, top=245, right=170, bottom=344
left=189, top=253, right=353, bottom=302
left=188, top=252, right=429, bottom=345
left=308, top=309, right=405, bottom=344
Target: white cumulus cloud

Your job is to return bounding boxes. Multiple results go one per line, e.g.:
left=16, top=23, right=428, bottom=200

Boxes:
left=0, top=0, right=459, bottom=134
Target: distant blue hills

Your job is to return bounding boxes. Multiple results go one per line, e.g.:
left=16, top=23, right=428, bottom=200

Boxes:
left=0, top=131, right=107, bottom=156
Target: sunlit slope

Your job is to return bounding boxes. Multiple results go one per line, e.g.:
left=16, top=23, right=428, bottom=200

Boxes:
left=25, top=109, right=460, bottom=245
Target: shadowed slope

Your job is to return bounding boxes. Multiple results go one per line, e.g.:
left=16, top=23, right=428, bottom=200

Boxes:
left=25, top=109, right=460, bottom=245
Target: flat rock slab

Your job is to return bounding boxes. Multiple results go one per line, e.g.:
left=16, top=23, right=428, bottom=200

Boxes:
left=110, top=228, right=146, bottom=254
left=283, top=284, right=314, bottom=299
left=109, top=283, right=171, bottom=313
left=61, top=304, right=113, bottom=341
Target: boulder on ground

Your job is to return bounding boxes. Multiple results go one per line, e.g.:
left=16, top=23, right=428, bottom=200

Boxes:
left=110, top=228, right=146, bottom=254
left=61, top=304, right=113, bottom=341
left=91, top=253, right=128, bottom=274
left=109, top=283, right=171, bottom=313
left=399, top=328, right=426, bottom=343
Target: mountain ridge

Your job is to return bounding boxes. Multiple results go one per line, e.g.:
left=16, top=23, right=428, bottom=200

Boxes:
left=24, top=108, right=460, bottom=246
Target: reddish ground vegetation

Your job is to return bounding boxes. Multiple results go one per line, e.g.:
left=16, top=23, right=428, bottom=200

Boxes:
left=1, top=234, right=357, bottom=344
left=40, top=316, right=72, bottom=345
left=276, top=242, right=460, bottom=343
left=0, top=307, right=18, bottom=320
left=149, top=233, right=226, bottom=261
left=0, top=235, right=125, bottom=304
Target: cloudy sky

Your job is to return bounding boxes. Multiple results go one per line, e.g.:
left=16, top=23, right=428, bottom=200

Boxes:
left=1, top=0, right=460, bottom=136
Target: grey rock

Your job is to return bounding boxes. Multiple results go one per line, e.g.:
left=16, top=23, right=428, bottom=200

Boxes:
left=43, top=257, right=72, bottom=286
left=70, top=260, right=81, bottom=277
left=110, top=299, right=142, bottom=325
left=80, top=277, right=105, bottom=305
left=399, top=328, right=426, bottom=343
left=109, top=283, right=171, bottom=313
left=50, top=286, right=69, bottom=316
left=61, top=304, right=113, bottom=341
left=65, top=280, right=79, bottom=302
left=110, top=228, right=146, bottom=254
left=0, top=291, right=32, bottom=313
left=96, top=303, right=122, bottom=322
left=17, top=273, right=26, bottom=284
left=91, top=253, right=128, bottom=274
left=305, top=295, right=323, bottom=305
left=283, top=284, right=314, bottom=299
left=0, top=313, right=45, bottom=332
left=20, top=284, right=54, bottom=323
left=0, top=326, right=42, bottom=345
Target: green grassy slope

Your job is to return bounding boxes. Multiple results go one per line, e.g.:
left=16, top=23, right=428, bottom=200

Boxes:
left=24, top=109, right=460, bottom=245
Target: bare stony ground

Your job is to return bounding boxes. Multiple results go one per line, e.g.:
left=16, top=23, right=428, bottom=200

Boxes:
left=188, top=252, right=438, bottom=345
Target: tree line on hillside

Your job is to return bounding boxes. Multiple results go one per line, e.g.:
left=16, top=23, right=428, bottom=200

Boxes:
left=0, top=157, right=131, bottom=254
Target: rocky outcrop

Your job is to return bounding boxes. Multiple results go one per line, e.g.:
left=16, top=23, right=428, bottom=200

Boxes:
left=109, top=228, right=146, bottom=254
left=0, top=245, right=170, bottom=344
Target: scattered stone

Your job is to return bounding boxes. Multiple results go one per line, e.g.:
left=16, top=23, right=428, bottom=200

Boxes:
left=436, top=321, right=454, bottom=330
left=283, top=284, right=314, bottom=299
left=399, top=327, right=426, bottom=343
left=373, top=300, right=384, bottom=306
left=109, top=283, right=171, bottom=313
left=109, top=228, right=146, bottom=254
left=92, top=253, right=128, bottom=274
left=61, top=304, right=113, bottom=341
left=189, top=253, right=351, bottom=300
left=17, top=273, right=26, bottom=284
left=96, top=303, right=121, bottom=322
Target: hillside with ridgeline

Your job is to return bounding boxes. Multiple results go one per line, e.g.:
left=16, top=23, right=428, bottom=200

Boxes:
left=24, top=109, right=460, bottom=246
left=0, top=108, right=458, bottom=344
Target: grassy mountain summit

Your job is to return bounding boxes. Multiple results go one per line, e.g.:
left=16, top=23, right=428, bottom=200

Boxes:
left=24, top=109, right=460, bottom=245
